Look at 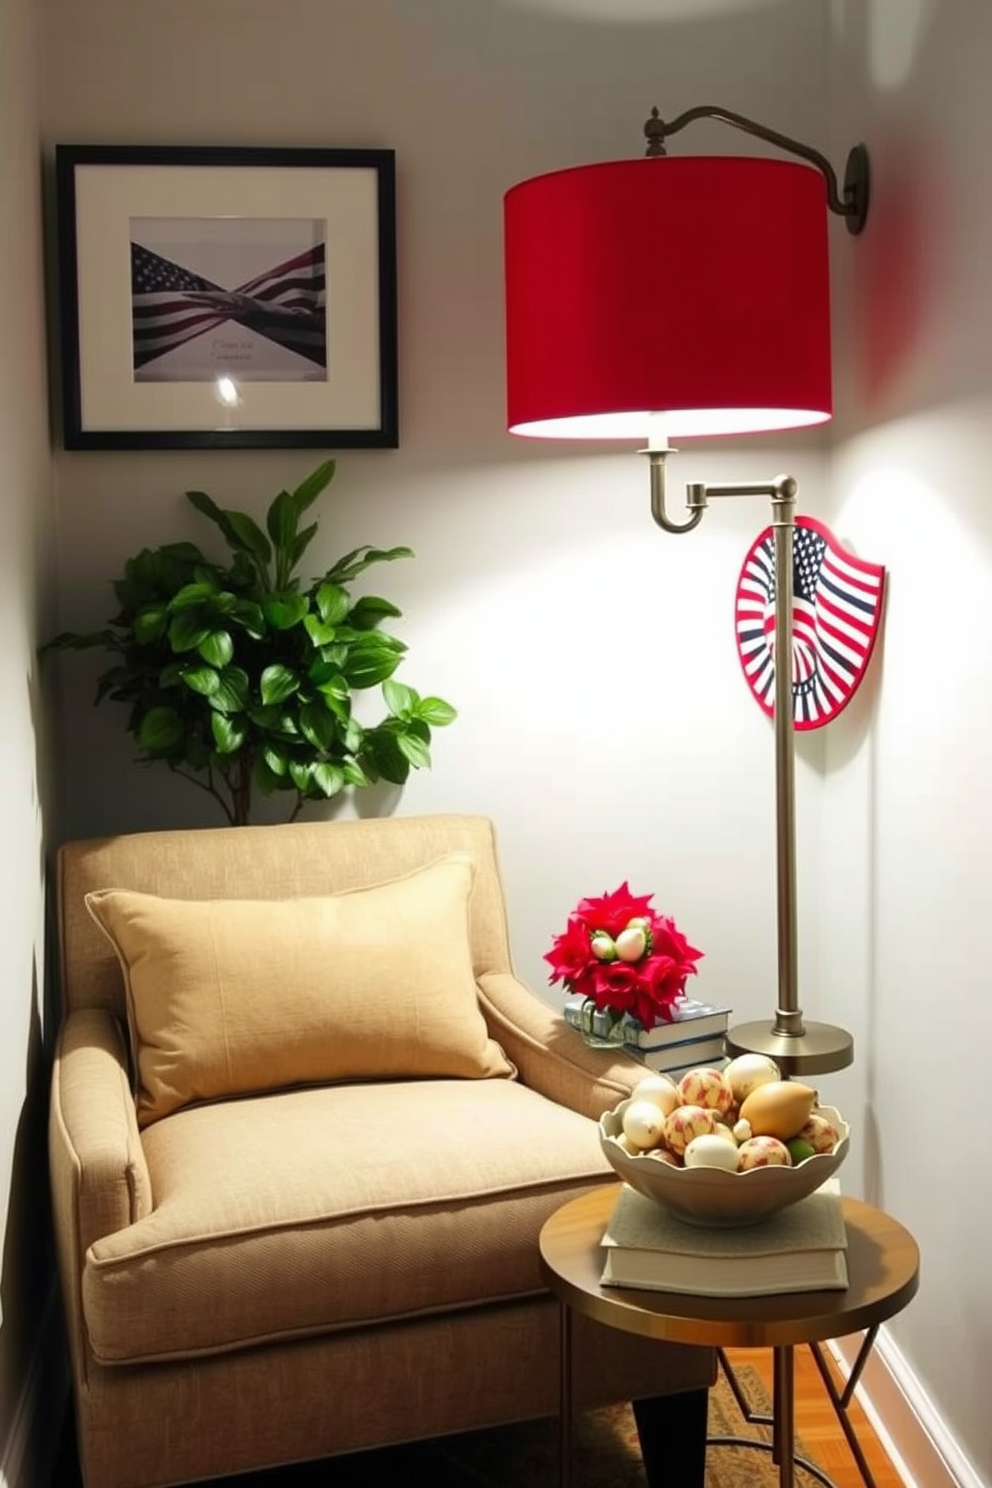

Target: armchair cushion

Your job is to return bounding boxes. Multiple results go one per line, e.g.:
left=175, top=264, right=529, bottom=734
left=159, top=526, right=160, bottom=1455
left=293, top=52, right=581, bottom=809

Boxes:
left=86, top=854, right=514, bottom=1127
left=83, top=1077, right=612, bottom=1365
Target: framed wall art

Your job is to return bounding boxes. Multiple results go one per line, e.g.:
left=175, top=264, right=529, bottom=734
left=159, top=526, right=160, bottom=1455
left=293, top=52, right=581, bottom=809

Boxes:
left=54, top=144, right=398, bottom=450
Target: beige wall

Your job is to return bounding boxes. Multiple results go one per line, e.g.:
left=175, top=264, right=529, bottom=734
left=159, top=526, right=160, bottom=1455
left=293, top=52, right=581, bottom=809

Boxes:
left=0, top=0, right=60, bottom=1481
left=40, top=0, right=831, bottom=1034
left=35, top=2, right=992, bottom=1487
left=823, top=4, right=992, bottom=1485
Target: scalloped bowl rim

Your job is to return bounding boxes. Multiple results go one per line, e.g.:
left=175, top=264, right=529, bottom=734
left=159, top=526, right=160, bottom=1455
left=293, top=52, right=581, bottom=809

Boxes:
left=599, top=1101, right=850, bottom=1221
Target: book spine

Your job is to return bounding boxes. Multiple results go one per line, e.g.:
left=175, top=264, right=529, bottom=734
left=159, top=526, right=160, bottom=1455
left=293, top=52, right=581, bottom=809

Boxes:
left=640, top=1048, right=729, bottom=1077
left=623, top=1016, right=730, bottom=1051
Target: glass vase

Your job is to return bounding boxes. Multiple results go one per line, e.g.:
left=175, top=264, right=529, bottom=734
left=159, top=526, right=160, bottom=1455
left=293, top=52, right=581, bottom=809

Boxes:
left=576, top=998, right=630, bottom=1049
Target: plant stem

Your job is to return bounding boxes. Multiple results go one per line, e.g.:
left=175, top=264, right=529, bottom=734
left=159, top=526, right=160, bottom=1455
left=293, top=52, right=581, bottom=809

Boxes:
left=168, top=767, right=236, bottom=826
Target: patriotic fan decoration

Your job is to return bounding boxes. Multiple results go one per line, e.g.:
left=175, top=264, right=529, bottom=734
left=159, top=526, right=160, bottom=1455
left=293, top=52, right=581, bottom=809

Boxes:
left=734, top=516, right=885, bottom=730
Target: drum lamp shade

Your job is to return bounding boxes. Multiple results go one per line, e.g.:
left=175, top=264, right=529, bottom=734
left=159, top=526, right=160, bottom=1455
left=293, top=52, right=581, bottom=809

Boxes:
left=504, top=155, right=832, bottom=440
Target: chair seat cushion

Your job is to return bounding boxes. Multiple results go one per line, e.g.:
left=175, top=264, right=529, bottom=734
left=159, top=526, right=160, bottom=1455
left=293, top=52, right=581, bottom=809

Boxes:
left=83, top=1079, right=617, bottom=1365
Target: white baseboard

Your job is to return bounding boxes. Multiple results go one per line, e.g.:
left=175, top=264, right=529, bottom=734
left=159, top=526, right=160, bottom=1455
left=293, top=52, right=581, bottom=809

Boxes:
left=0, top=1281, right=69, bottom=1488
left=829, top=1328, right=988, bottom=1488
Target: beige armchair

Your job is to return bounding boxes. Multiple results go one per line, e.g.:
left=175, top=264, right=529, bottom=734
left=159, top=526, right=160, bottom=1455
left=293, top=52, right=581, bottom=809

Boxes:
left=50, top=813, right=714, bottom=1488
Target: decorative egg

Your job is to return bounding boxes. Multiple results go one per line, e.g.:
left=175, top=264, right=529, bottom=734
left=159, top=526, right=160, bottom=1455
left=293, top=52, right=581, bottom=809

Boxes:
left=615, top=926, right=648, bottom=962
left=590, top=933, right=616, bottom=961
left=713, top=1123, right=738, bottom=1147
left=663, top=1104, right=717, bottom=1157
left=645, top=1146, right=680, bottom=1166
left=799, top=1111, right=839, bottom=1153
left=677, top=1066, right=734, bottom=1116
left=631, top=1073, right=679, bottom=1117
left=621, top=1098, right=667, bottom=1151
left=737, top=1136, right=792, bottom=1169
left=732, top=1118, right=753, bottom=1144
left=724, top=1053, right=781, bottom=1104
left=738, top=1081, right=817, bottom=1142
left=684, top=1135, right=741, bottom=1172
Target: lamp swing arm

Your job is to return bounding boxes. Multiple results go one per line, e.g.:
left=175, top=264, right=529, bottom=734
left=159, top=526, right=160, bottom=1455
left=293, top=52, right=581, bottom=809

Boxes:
left=643, top=104, right=870, bottom=234
left=647, top=450, right=798, bottom=535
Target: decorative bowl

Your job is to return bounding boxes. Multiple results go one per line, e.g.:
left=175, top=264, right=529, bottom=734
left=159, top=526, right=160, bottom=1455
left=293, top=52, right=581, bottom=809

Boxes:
left=598, top=1101, right=850, bottom=1228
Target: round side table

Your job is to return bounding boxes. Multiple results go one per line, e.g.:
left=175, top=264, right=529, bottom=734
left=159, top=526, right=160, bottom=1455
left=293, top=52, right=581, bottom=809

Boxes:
left=539, top=1187, right=919, bottom=1488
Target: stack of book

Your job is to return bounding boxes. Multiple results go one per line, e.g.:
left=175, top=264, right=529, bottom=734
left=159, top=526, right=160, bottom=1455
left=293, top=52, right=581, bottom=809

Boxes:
left=623, top=998, right=732, bottom=1078
left=600, top=1182, right=849, bottom=1296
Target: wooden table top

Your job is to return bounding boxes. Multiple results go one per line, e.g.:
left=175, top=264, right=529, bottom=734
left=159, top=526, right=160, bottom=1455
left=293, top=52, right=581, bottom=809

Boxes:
left=539, top=1187, right=919, bottom=1349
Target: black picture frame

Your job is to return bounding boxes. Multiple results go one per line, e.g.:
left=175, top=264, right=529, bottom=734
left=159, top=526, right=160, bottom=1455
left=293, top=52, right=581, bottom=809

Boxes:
left=55, top=144, right=398, bottom=450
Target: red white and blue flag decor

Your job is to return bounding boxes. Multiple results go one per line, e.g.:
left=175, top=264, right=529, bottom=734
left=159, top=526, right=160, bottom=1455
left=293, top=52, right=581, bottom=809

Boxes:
left=130, top=241, right=326, bottom=371
left=734, top=516, right=886, bottom=731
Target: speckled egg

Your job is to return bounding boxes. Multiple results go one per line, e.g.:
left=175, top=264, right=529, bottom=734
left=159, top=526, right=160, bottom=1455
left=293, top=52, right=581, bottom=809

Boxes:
left=663, top=1104, right=718, bottom=1157
left=737, top=1136, right=792, bottom=1170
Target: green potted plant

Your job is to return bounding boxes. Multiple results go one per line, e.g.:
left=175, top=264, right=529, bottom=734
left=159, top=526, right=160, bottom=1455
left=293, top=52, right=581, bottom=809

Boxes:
left=44, top=460, right=455, bottom=826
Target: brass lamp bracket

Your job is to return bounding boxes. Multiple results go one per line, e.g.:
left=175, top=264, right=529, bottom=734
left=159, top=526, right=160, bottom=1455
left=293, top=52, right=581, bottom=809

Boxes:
left=643, top=104, right=870, bottom=236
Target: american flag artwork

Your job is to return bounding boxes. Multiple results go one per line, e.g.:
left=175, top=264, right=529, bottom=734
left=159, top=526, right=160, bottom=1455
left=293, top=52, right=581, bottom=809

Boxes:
left=130, top=240, right=326, bottom=371
left=734, top=516, right=886, bottom=730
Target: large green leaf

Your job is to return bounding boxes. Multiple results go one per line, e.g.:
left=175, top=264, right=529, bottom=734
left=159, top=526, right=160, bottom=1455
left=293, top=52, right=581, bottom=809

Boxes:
left=249, top=705, right=299, bottom=738
left=260, top=664, right=298, bottom=706
left=415, top=695, right=458, bottom=727
left=291, top=459, right=336, bottom=515
left=299, top=701, right=337, bottom=752
left=168, top=611, right=211, bottom=653
left=224, top=510, right=272, bottom=569
left=361, top=729, right=411, bottom=785
left=291, top=522, right=319, bottom=567
left=311, top=761, right=345, bottom=799
left=265, top=490, right=298, bottom=550
left=315, top=582, right=351, bottom=627
left=261, top=742, right=288, bottom=777
left=208, top=665, right=250, bottom=714
left=133, top=606, right=168, bottom=645
left=211, top=713, right=248, bottom=755
left=185, top=489, right=238, bottom=543
left=137, top=706, right=185, bottom=753
left=341, top=634, right=406, bottom=689
left=168, top=581, right=219, bottom=612
left=348, top=594, right=403, bottom=631
left=181, top=665, right=220, bottom=697
left=397, top=732, right=432, bottom=770
left=303, top=614, right=337, bottom=647
left=383, top=679, right=416, bottom=716
left=324, top=545, right=414, bottom=585
left=262, top=593, right=309, bottom=630
left=230, top=599, right=266, bottom=637
left=288, top=759, right=313, bottom=792
left=198, top=629, right=234, bottom=667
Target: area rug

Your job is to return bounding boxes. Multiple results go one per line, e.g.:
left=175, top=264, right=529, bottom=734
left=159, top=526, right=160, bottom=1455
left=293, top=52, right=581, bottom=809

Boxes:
left=216, top=1364, right=824, bottom=1487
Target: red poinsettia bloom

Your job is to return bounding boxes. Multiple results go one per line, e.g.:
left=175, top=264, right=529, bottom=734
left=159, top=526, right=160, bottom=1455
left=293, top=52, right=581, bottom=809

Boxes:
left=544, top=883, right=703, bottom=1030
left=573, top=883, right=655, bottom=938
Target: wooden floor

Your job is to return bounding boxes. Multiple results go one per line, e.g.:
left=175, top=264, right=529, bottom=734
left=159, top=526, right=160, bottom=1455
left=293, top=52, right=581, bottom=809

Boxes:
left=52, top=1344, right=906, bottom=1487
left=723, top=1344, right=906, bottom=1488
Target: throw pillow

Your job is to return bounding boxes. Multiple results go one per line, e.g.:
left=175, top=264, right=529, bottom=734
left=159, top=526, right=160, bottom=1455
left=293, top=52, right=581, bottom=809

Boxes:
left=86, top=854, right=515, bottom=1126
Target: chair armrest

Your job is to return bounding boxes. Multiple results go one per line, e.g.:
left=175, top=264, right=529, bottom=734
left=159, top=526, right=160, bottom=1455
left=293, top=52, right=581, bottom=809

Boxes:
left=49, top=1008, right=152, bottom=1260
left=478, top=971, right=646, bottom=1122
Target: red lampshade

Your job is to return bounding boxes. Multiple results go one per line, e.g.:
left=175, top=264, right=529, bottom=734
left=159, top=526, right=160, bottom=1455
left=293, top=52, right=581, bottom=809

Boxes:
left=504, top=155, right=832, bottom=440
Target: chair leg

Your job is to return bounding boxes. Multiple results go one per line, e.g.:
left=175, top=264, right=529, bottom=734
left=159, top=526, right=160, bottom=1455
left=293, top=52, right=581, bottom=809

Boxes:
left=632, top=1386, right=709, bottom=1488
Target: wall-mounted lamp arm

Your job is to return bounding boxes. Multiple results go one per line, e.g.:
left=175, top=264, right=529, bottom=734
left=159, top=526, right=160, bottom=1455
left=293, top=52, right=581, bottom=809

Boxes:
left=643, top=105, right=870, bottom=235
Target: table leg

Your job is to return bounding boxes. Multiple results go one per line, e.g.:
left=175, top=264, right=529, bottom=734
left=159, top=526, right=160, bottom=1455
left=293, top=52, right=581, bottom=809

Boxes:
left=773, top=1345, right=796, bottom=1488
left=558, top=1299, right=572, bottom=1488
left=633, top=1387, right=708, bottom=1488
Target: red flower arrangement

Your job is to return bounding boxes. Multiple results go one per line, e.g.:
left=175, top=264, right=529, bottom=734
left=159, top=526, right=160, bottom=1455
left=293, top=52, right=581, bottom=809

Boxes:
left=544, top=882, right=703, bottom=1030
